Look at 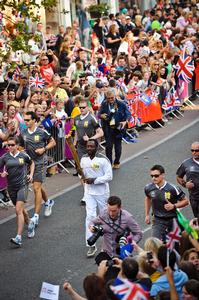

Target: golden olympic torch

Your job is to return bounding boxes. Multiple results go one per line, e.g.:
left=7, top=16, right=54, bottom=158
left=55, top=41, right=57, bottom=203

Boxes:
left=65, top=134, right=85, bottom=180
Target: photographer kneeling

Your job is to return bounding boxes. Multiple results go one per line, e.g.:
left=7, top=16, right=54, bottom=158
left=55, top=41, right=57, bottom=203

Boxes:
left=88, top=196, right=142, bottom=258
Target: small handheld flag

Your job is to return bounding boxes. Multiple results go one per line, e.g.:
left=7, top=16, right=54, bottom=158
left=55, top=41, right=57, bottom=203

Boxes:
left=176, top=209, right=198, bottom=239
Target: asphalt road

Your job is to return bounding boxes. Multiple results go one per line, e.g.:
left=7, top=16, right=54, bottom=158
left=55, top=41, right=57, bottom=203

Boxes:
left=0, top=120, right=199, bottom=300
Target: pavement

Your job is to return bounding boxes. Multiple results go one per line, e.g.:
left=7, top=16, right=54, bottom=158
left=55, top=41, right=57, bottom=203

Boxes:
left=0, top=101, right=199, bottom=300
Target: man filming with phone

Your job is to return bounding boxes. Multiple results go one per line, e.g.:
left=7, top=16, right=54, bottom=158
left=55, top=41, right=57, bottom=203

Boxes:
left=88, top=195, right=142, bottom=258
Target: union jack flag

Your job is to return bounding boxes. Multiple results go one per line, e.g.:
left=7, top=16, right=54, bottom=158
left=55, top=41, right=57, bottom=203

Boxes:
left=166, top=218, right=181, bottom=250
left=176, top=49, right=195, bottom=83
left=29, top=76, right=45, bottom=89
left=110, top=278, right=149, bottom=300
left=12, top=66, right=21, bottom=81
left=117, top=78, right=128, bottom=93
left=95, top=70, right=104, bottom=78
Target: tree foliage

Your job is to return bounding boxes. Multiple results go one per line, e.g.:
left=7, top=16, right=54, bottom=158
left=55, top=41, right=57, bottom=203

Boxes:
left=0, top=0, right=57, bottom=62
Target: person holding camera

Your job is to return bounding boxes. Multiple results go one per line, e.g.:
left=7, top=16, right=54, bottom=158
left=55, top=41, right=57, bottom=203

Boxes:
left=99, top=89, right=131, bottom=169
left=88, top=196, right=142, bottom=258
left=81, top=139, right=112, bottom=257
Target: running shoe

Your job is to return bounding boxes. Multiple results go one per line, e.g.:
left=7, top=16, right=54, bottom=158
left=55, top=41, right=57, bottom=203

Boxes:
left=33, top=215, right=39, bottom=227
left=28, top=219, right=35, bottom=238
left=10, top=236, right=22, bottom=247
left=87, top=246, right=97, bottom=258
left=80, top=198, right=86, bottom=206
left=5, top=200, right=14, bottom=207
left=44, top=199, right=54, bottom=217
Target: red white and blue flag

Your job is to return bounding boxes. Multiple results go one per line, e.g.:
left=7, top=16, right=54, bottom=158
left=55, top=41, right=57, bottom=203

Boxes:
left=110, top=278, right=149, bottom=300
left=29, top=76, right=45, bottom=89
left=166, top=218, right=181, bottom=250
left=12, top=66, right=21, bottom=81
left=176, top=49, right=195, bottom=83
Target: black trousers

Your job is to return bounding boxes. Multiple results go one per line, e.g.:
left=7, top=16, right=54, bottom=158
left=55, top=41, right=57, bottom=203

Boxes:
left=105, top=131, right=122, bottom=165
left=190, top=198, right=199, bottom=218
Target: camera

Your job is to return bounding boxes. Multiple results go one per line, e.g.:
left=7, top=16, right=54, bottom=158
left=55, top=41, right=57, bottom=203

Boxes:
left=106, top=260, right=114, bottom=268
left=87, top=225, right=104, bottom=246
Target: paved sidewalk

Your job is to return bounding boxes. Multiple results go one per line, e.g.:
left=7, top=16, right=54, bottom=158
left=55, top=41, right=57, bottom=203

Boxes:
left=1, top=102, right=199, bottom=222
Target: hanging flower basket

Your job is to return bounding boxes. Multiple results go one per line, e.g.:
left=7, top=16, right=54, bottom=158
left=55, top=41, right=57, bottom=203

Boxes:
left=87, top=3, right=110, bottom=19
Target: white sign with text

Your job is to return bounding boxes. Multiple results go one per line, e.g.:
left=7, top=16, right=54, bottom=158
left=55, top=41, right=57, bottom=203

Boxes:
left=40, top=282, right=59, bottom=300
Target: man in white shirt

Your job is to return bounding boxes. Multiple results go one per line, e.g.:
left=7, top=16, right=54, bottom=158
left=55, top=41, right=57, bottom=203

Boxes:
left=80, top=139, right=113, bottom=257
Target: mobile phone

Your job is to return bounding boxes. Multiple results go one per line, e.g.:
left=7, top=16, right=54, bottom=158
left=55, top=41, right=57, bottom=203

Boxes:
left=146, top=251, right=153, bottom=264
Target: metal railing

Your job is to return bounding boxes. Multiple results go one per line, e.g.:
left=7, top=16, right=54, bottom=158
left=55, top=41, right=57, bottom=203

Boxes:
left=46, top=121, right=74, bottom=174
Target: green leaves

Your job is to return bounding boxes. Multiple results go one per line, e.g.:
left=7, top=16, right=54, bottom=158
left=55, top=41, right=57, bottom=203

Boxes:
left=0, top=0, right=57, bottom=62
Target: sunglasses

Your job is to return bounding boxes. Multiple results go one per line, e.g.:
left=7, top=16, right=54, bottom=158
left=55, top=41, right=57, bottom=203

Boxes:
left=191, top=149, right=199, bottom=152
left=8, top=144, right=16, bottom=147
left=24, top=119, right=31, bottom=122
left=151, top=174, right=161, bottom=178
left=79, top=106, right=87, bottom=109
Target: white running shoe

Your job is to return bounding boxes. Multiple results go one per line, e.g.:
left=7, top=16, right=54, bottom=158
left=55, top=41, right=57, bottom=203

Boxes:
left=33, top=215, right=39, bottom=227
left=28, top=219, right=35, bottom=238
left=5, top=200, right=14, bottom=207
left=10, top=236, right=22, bottom=247
left=44, top=200, right=54, bottom=217
left=0, top=199, right=14, bottom=208
left=86, top=246, right=97, bottom=258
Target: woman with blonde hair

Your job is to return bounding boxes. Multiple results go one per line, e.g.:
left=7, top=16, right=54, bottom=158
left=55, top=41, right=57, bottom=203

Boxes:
left=144, top=237, right=163, bottom=255
left=59, top=41, right=72, bottom=74
left=137, top=251, right=162, bottom=283
left=135, top=15, right=143, bottom=29
left=118, top=31, right=134, bottom=55
left=107, top=24, right=121, bottom=58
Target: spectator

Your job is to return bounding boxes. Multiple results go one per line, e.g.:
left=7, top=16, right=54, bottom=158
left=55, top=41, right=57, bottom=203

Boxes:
left=150, top=245, right=188, bottom=299
left=182, top=279, right=199, bottom=300
left=106, top=24, right=121, bottom=58
left=39, top=50, right=58, bottom=85
left=45, top=25, right=57, bottom=51
left=181, top=248, right=199, bottom=272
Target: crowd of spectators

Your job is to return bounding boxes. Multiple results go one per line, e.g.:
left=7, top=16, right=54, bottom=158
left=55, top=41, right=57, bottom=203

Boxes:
left=63, top=234, right=199, bottom=299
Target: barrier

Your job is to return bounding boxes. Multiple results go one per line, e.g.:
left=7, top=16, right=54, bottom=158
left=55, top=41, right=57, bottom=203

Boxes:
left=126, top=82, right=196, bottom=132
left=46, top=121, right=74, bottom=174
left=126, top=89, right=163, bottom=128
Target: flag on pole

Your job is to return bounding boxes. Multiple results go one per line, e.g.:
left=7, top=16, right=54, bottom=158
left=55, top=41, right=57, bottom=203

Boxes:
left=166, top=218, right=181, bottom=250
left=176, top=209, right=198, bottom=239
left=176, top=49, right=195, bottom=82
left=29, top=75, right=45, bottom=88
left=110, top=278, right=149, bottom=300
left=12, top=65, right=21, bottom=81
